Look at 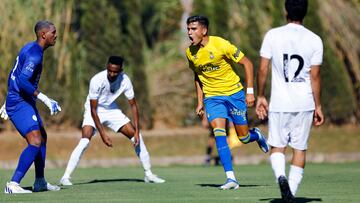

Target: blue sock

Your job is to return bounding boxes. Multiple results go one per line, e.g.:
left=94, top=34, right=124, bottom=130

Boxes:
left=214, top=128, right=233, bottom=172
left=239, top=128, right=259, bottom=144
left=11, top=145, right=40, bottom=183
left=34, top=143, right=46, bottom=178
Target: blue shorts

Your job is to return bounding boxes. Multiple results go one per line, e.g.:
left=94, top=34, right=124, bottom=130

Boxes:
left=7, top=101, right=43, bottom=137
left=204, top=90, right=248, bottom=125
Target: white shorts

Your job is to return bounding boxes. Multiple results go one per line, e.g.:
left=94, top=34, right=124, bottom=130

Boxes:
left=82, top=108, right=131, bottom=134
left=268, top=111, right=314, bottom=150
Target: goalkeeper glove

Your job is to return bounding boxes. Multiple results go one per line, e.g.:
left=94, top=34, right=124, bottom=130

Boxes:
left=0, top=102, right=9, bottom=120
left=37, top=92, right=62, bottom=115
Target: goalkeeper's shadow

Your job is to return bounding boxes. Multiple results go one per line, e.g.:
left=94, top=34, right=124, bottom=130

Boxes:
left=75, top=178, right=145, bottom=185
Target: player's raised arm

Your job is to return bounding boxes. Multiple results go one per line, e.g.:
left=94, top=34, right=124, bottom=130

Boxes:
left=90, top=99, right=112, bottom=147
left=238, top=56, right=255, bottom=107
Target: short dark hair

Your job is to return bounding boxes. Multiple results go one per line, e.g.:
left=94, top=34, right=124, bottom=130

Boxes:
left=186, top=15, right=209, bottom=29
left=285, top=0, right=308, bottom=22
left=34, top=20, right=54, bottom=36
left=108, top=56, right=124, bottom=66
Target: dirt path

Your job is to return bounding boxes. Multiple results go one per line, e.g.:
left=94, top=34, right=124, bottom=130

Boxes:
left=1, top=126, right=360, bottom=169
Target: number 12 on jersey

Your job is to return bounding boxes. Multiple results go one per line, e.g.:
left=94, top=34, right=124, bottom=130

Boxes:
left=283, top=54, right=305, bottom=83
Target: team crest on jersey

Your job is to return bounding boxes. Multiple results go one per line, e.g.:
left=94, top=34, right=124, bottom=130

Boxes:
left=110, top=88, right=115, bottom=93
left=193, top=54, right=198, bottom=60
left=209, top=52, right=214, bottom=59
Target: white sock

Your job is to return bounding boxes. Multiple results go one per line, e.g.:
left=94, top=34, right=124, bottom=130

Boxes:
left=225, top=171, right=236, bottom=181
left=62, top=138, right=90, bottom=179
left=288, top=165, right=303, bottom=196
left=270, top=152, right=286, bottom=181
left=131, top=133, right=152, bottom=174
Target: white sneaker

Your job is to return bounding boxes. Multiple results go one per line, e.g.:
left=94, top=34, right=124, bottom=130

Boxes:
left=60, top=177, right=73, bottom=186
left=219, top=178, right=239, bottom=190
left=33, top=178, right=61, bottom=192
left=4, top=182, right=32, bottom=194
left=144, top=174, right=165, bottom=183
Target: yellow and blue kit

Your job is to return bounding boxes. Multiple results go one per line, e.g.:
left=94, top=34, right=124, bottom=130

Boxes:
left=186, top=36, right=248, bottom=125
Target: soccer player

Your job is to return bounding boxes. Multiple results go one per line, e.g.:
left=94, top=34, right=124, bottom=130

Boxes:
left=60, top=56, right=165, bottom=186
left=185, top=15, right=269, bottom=190
left=256, top=0, right=324, bottom=202
left=1, top=20, right=61, bottom=194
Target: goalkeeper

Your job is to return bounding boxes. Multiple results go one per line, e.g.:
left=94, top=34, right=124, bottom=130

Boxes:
left=60, top=56, right=165, bottom=186
left=1, top=21, right=61, bottom=194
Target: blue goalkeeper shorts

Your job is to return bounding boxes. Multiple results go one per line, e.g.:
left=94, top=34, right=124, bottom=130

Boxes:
left=204, top=90, right=248, bottom=125
left=7, top=101, right=43, bottom=137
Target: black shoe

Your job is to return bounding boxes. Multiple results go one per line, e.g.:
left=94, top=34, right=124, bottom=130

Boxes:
left=278, top=175, right=295, bottom=203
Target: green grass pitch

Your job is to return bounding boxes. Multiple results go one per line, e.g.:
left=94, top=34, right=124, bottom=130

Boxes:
left=1, top=162, right=359, bottom=202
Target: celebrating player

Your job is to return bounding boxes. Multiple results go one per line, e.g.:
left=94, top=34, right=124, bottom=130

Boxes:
left=185, top=15, right=269, bottom=190
left=256, top=0, right=324, bottom=202
left=1, top=20, right=61, bottom=194
left=60, top=56, right=165, bottom=186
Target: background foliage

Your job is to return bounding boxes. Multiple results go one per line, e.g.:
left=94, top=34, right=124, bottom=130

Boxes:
left=0, top=0, right=359, bottom=129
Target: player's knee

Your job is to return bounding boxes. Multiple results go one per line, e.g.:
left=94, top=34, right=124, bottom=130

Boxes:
left=28, top=137, right=42, bottom=147
left=82, top=126, right=95, bottom=139
left=25, top=130, right=43, bottom=146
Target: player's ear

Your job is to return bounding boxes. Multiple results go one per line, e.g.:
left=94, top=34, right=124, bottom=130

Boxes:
left=40, top=31, right=47, bottom=39
left=202, top=27, right=208, bottom=36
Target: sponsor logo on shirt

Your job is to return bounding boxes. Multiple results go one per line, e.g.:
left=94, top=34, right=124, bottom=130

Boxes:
left=25, top=63, right=35, bottom=72
left=96, top=85, right=106, bottom=93
left=199, top=64, right=220, bottom=72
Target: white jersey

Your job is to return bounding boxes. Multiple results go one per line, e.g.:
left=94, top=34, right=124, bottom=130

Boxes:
left=84, top=70, right=134, bottom=111
left=260, top=23, right=323, bottom=112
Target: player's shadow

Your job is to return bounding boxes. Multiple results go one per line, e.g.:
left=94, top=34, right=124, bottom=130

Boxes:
left=76, top=178, right=144, bottom=185
left=196, top=183, right=267, bottom=188
left=260, top=197, right=322, bottom=203
left=22, top=186, right=69, bottom=192
left=23, top=186, right=33, bottom=190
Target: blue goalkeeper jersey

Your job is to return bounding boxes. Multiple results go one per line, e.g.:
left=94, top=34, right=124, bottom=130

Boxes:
left=6, top=41, right=43, bottom=111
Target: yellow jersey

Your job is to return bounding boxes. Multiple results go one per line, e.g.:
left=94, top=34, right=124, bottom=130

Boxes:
left=186, top=36, right=245, bottom=97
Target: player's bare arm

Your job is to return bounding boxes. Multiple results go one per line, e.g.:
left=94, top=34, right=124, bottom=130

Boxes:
left=194, top=74, right=204, bottom=118
left=90, top=99, right=113, bottom=147
left=256, top=57, right=270, bottom=120
left=238, top=56, right=255, bottom=107
left=310, top=65, right=324, bottom=126
left=128, top=98, right=140, bottom=146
